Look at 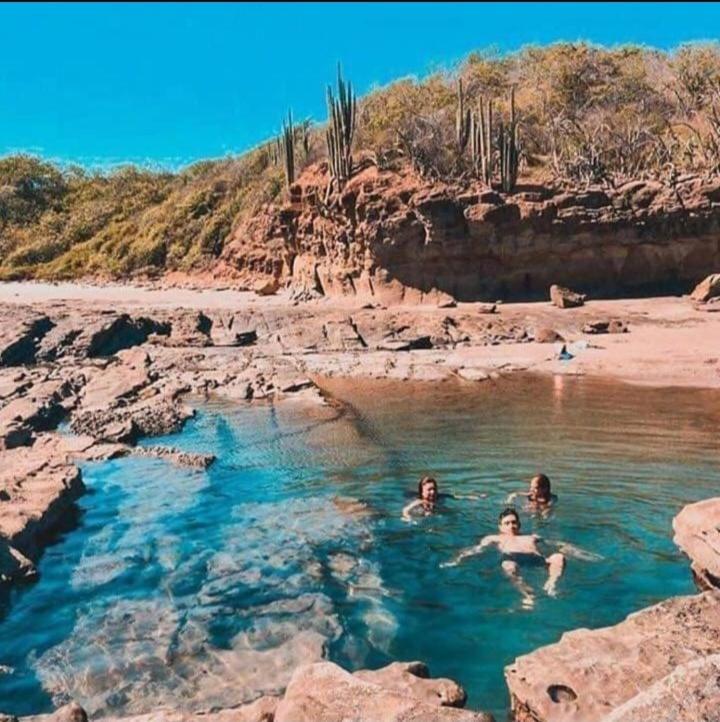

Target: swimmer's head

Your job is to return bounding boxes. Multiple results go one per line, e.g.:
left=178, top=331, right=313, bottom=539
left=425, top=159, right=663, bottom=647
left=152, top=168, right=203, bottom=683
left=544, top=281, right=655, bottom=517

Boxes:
left=529, top=474, right=551, bottom=503
left=498, top=507, right=520, bottom=535
left=418, top=476, right=438, bottom=503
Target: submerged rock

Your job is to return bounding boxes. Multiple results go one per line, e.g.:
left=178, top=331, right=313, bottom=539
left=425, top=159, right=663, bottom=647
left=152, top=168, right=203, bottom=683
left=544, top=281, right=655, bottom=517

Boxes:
left=505, top=591, right=720, bottom=722
left=131, top=445, right=215, bottom=469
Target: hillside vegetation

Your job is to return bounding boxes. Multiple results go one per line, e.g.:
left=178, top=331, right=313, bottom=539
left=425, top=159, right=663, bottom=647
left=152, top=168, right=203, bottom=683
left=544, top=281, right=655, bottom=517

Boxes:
left=2, top=42, right=720, bottom=281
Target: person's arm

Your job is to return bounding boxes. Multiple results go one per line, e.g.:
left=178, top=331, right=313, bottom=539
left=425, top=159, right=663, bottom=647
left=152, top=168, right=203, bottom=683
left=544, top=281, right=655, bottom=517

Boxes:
left=441, top=536, right=496, bottom=568
left=402, top=499, right=423, bottom=522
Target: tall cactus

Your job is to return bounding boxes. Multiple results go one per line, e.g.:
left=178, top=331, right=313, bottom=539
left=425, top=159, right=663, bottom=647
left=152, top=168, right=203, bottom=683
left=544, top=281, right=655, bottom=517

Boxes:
left=280, top=109, right=295, bottom=188
left=456, top=79, right=471, bottom=155
left=499, top=88, right=519, bottom=193
left=470, top=96, right=493, bottom=184
left=326, top=65, right=356, bottom=189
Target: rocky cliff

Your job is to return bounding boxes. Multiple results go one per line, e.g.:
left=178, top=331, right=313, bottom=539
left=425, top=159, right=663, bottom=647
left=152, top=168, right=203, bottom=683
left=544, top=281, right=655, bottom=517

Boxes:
left=220, top=160, right=720, bottom=303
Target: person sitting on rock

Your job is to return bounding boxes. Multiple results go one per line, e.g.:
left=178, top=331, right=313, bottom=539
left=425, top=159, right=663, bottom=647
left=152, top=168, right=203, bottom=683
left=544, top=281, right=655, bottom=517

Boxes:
left=506, top=473, right=557, bottom=508
left=441, top=507, right=566, bottom=608
left=402, top=476, right=485, bottom=521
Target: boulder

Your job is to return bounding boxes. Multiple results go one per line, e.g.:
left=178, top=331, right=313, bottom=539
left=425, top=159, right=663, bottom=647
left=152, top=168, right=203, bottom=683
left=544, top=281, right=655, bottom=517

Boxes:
left=274, top=661, right=494, bottom=722
left=673, top=497, right=720, bottom=589
left=582, top=320, right=627, bottom=335
left=505, top=591, right=720, bottom=722
left=549, top=285, right=586, bottom=309
left=533, top=328, right=564, bottom=344
left=254, top=278, right=280, bottom=296
left=689, top=273, right=720, bottom=303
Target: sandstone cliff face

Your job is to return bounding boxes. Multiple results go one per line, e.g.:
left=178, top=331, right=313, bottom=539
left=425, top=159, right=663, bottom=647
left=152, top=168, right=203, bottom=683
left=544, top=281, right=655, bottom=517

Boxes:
left=220, top=161, right=720, bottom=302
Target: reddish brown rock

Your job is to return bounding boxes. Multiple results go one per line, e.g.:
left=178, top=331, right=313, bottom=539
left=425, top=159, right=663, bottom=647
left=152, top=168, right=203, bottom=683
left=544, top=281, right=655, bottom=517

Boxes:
left=353, top=661, right=467, bottom=708
left=91, top=697, right=278, bottom=722
left=599, top=654, right=720, bottom=722
left=533, top=327, right=564, bottom=344
left=254, top=278, right=280, bottom=296
left=274, top=661, right=494, bottom=722
left=0, top=315, right=54, bottom=366
left=131, top=445, right=215, bottom=469
left=549, top=285, right=586, bottom=309
left=20, top=702, right=87, bottom=722
left=689, top=273, right=720, bottom=303
left=582, top=320, right=627, bottom=335
left=208, top=314, right=257, bottom=347
left=505, top=591, right=720, bottom=722
left=220, top=161, right=720, bottom=303
left=0, top=441, right=85, bottom=573
left=673, top=497, right=720, bottom=590
left=72, top=314, right=170, bottom=358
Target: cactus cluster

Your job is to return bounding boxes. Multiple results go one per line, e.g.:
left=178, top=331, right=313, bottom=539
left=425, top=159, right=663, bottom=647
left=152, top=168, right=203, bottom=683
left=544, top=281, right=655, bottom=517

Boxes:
left=456, top=79, right=471, bottom=154
left=499, top=88, right=519, bottom=193
left=461, top=87, right=520, bottom=192
left=280, top=110, right=295, bottom=189
left=470, top=96, right=494, bottom=185
left=326, top=66, right=357, bottom=190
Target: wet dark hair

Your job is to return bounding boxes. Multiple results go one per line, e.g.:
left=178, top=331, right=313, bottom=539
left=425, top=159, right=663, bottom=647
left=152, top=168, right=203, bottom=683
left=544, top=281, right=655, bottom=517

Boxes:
left=531, top=473, right=551, bottom=500
left=417, top=476, right=438, bottom=498
left=498, top=507, right=520, bottom=524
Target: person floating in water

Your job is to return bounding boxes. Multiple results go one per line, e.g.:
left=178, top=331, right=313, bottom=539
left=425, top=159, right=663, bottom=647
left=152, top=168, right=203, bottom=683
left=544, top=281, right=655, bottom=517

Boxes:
left=441, top=507, right=566, bottom=608
left=402, top=476, right=485, bottom=521
left=506, top=473, right=557, bottom=508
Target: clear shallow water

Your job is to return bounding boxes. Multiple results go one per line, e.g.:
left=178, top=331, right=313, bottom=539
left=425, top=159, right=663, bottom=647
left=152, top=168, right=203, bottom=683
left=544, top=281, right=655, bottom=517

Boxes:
left=1, top=375, right=719, bottom=718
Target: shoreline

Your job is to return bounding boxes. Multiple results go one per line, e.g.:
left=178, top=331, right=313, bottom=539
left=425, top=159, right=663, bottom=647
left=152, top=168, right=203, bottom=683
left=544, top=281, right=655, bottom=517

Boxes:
left=0, top=282, right=718, bottom=391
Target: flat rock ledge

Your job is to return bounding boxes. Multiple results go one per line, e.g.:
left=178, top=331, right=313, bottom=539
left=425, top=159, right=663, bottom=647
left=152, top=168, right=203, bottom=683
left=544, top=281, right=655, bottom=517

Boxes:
left=504, top=590, right=720, bottom=722
left=0, top=440, right=84, bottom=585
left=8, top=660, right=494, bottom=722
left=673, top=497, right=720, bottom=590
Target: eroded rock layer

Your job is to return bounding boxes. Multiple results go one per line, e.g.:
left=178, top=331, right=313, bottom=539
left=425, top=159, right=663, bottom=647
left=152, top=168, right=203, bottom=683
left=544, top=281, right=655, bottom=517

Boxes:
left=220, top=161, right=720, bottom=302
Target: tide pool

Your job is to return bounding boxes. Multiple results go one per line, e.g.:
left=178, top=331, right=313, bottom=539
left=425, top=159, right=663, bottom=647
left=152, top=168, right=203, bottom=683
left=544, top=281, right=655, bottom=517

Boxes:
left=0, top=375, right=718, bottom=719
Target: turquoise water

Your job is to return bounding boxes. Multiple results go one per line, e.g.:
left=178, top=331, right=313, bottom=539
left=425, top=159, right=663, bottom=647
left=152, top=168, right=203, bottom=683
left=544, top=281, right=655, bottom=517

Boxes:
left=1, top=375, right=719, bottom=719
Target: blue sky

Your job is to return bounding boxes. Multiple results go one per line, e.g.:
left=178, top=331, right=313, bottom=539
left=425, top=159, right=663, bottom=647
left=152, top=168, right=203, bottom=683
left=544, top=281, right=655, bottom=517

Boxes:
left=0, top=2, right=718, bottom=169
